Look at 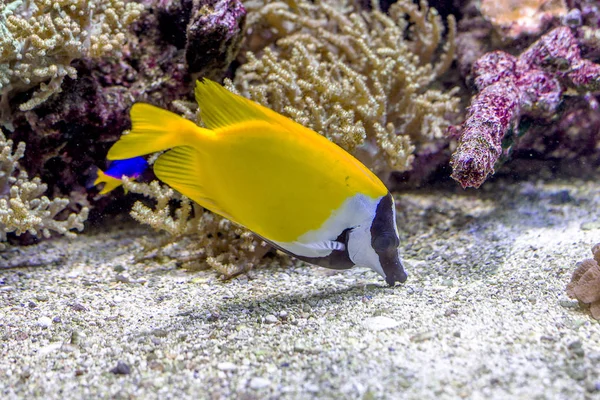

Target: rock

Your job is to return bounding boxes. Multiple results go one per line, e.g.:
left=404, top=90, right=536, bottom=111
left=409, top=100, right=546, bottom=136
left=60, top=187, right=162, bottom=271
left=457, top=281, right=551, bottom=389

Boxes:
left=217, top=362, right=237, bottom=371
left=39, top=343, right=62, bottom=356
left=411, top=331, right=436, bottom=343
left=304, top=383, right=320, bottom=393
left=152, top=329, right=168, bottom=338
left=264, top=314, right=278, bottom=324
left=115, top=274, right=132, bottom=283
left=37, top=316, right=52, bottom=328
left=185, top=0, right=246, bottom=77
left=581, top=221, right=600, bottom=231
left=110, top=361, right=131, bottom=375
left=113, top=264, right=126, bottom=273
left=35, top=294, right=48, bottom=302
left=249, top=377, right=271, bottom=389
left=363, top=316, right=400, bottom=331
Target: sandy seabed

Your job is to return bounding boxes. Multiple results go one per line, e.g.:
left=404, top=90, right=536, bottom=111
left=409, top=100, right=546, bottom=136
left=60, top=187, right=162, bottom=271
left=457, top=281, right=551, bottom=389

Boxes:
left=1, top=174, right=599, bottom=399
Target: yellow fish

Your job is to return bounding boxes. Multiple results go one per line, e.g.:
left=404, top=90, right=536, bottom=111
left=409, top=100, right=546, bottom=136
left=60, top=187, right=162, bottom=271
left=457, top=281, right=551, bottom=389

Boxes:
left=107, top=79, right=407, bottom=285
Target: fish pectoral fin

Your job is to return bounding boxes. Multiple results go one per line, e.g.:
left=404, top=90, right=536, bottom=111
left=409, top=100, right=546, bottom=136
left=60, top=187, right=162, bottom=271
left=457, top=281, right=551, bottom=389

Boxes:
left=308, top=240, right=346, bottom=252
left=154, top=146, right=232, bottom=219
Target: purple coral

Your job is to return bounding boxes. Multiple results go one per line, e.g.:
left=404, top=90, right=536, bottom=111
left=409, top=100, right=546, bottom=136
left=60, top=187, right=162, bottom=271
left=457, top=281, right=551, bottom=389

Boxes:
left=450, top=27, right=600, bottom=188
left=186, top=0, right=247, bottom=77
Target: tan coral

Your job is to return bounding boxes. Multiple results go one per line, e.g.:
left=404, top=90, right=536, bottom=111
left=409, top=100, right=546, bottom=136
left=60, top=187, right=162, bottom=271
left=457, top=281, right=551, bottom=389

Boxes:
left=0, top=0, right=143, bottom=119
left=0, top=131, right=88, bottom=249
left=229, top=0, right=459, bottom=175
left=566, top=243, right=600, bottom=319
left=122, top=178, right=274, bottom=279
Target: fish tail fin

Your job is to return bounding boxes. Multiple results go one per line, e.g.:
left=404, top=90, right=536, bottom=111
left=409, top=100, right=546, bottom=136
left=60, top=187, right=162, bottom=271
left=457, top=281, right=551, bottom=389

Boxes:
left=94, top=170, right=124, bottom=194
left=107, top=103, right=209, bottom=160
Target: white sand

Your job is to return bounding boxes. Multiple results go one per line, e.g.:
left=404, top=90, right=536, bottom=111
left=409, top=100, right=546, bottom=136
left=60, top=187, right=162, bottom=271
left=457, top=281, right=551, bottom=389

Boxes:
left=1, top=175, right=599, bottom=399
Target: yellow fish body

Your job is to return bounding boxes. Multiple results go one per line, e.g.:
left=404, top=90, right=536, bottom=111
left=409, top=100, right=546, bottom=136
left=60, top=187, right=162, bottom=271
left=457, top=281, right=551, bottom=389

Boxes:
left=108, top=79, right=407, bottom=285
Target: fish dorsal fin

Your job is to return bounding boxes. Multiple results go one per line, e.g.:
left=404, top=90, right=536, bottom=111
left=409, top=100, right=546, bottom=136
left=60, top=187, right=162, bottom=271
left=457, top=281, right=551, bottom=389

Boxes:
left=195, top=79, right=294, bottom=131
left=154, top=146, right=232, bottom=220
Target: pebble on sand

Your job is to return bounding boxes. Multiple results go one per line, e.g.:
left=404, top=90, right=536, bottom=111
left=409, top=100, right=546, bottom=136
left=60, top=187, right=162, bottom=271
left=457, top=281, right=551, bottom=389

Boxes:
left=363, top=316, right=400, bottom=331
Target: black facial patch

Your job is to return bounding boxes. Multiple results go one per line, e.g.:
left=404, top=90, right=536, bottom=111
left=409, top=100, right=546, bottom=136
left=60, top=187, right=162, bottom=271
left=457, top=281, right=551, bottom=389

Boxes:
left=370, top=193, right=408, bottom=286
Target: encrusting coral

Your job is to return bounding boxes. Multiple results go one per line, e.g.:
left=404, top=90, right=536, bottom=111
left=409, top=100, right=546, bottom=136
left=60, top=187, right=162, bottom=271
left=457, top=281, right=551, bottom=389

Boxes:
left=228, top=0, right=459, bottom=174
left=0, top=0, right=143, bottom=120
left=449, top=26, right=600, bottom=188
left=0, top=130, right=88, bottom=249
left=567, top=243, right=600, bottom=319
left=480, top=0, right=567, bottom=41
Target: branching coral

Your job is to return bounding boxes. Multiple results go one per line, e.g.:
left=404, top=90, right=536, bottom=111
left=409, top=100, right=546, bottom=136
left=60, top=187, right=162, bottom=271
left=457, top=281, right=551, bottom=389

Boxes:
left=567, top=243, right=600, bottom=319
left=111, top=0, right=459, bottom=276
left=0, top=0, right=143, bottom=119
left=0, top=131, right=88, bottom=249
left=228, top=0, right=459, bottom=174
left=121, top=178, right=273, bottom=278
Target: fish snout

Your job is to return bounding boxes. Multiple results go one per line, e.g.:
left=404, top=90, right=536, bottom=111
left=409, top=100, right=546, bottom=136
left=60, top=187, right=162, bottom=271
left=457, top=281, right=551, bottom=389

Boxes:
left=385, top=268, right=408, bottom=286
left=383, top=254, right=408, bottom=287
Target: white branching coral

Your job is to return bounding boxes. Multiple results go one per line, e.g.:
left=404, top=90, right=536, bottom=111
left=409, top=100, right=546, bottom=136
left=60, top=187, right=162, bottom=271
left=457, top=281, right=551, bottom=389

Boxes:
left=0, top=131, right=89, bottom=248
left=230, top=0, right=459, bottom=173
left=0, top=0, right=143, bottom=119
left=122, top=179, right=273, bottom=278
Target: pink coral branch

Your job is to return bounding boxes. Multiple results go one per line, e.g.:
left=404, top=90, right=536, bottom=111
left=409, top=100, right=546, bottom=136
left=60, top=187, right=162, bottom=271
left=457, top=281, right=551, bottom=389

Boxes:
left=450, top=27, right=600, bottom=188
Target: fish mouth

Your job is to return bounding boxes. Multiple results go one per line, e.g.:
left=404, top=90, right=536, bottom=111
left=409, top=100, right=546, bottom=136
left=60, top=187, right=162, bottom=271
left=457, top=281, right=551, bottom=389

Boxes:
left=385, top=269, right=408, bottom=286
left=383, top=256, right=408, bottom=286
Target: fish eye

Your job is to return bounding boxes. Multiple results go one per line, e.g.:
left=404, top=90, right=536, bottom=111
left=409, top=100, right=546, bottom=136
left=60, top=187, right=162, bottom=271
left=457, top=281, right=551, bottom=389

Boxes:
left=373, top=234, right=398, bottom=251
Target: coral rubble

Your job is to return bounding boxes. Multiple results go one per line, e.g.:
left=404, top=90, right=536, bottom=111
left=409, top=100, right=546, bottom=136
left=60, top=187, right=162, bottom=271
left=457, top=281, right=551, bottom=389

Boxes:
left=450, top=26, right=600, bottom=188
left=567, top=243, right=600, bottom=319
left=229, top=0, right=459, bottom=175
left=0, top=131, right=88, bottom=248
